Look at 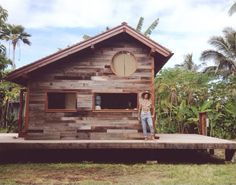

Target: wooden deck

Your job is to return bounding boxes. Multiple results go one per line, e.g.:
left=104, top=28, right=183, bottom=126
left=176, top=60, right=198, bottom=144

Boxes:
left=1, top=133, right=236, bottom=161
left=0, top=133, right=235, bottom=149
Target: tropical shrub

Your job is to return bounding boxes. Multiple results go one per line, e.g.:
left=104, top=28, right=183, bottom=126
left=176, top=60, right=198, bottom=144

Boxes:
left=155, top=68, right=236, bottom=139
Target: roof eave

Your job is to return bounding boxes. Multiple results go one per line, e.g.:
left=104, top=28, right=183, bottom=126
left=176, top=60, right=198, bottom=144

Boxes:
left=6, top=23, right=173, bottom=82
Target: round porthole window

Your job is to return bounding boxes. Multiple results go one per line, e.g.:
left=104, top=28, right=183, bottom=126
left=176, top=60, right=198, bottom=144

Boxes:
left=111, top=51, right=137, bottom=77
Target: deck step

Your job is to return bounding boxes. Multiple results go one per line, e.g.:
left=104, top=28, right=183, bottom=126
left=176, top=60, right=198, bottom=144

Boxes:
left=107, top=129, right=138, bottom=134
left=26, top=132, right=145, bottom=140
left=26, top=133, right=60, bottom=140
left=76, top=125, right=142, bottom=132
left=90, top=132, right=144, bottom=140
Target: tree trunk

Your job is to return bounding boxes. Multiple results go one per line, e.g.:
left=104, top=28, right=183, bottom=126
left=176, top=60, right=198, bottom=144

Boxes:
left=0, top=105, right=3, bottom=127
left=157, top=95, right=161, bottom=130
left=3, top=98, right=9, bottom=128
left=12, top=44, right=16, bottom=69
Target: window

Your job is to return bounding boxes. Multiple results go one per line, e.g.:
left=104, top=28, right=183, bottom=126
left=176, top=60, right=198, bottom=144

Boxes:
left=94, top=93, right=138, bottom=111
left=111, top=51, right=137, bottom=77
left=46, top=92, right=77, bottom=112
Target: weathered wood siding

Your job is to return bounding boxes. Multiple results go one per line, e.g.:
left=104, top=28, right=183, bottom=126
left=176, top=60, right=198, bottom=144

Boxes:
left=26, top=35, right=154, bottom=140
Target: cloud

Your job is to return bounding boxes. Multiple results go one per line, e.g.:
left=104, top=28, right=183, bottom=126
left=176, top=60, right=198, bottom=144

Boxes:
left=1, top=0, right=234, bottom=31
left=1, top=0, right=141, bottom=28
left=150, top=0, right=235, bottom=67
left=0, top=0, right=235, bottom=68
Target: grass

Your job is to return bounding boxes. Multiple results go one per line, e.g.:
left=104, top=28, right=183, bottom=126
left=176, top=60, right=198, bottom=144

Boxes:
left=0, top=162, right=236, bottom=185
left=0, top=148, right=235, bottom=185
left=0, top=127, right=8, bottom=133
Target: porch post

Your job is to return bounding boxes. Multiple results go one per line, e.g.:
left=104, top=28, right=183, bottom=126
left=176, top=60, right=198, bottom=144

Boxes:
left=150, top=56, right=156, bottom=131
left=18, top=88, right=25, bottom=137
left=199, top=112, right=207, bottom=135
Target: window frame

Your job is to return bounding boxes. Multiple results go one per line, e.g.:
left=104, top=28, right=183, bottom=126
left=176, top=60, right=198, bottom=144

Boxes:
left=111, top=51, right=137, bottom=77
left=45, top=90, right=77, bottom=112
left=92, top=92, right=139, bottom=112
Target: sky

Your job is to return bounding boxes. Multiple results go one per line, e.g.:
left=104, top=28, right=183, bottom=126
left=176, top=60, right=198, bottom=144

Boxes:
left=0, top=0, right=235, bottom=69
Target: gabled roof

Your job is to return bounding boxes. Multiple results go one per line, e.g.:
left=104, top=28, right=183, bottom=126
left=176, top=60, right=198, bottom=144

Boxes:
left=6, top=22, right=173, bottom=84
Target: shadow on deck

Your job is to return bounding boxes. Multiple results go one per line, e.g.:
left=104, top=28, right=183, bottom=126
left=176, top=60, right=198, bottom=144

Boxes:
left=0, top=148, right=229, bottom=164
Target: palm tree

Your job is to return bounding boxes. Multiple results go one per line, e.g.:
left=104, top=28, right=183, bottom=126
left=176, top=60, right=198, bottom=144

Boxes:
left=200, top=27, right=236, bottom=76
left=136, top=17, right=159, bottom=37
left=4, top=24, right=31, bottom=69
left=229, top=1, right=236, bottom=16
left=175, top=53, right=199, bottom=71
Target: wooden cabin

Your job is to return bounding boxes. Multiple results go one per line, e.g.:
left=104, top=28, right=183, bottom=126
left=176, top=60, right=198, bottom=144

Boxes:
left=6, top=22, right=173, bottom=140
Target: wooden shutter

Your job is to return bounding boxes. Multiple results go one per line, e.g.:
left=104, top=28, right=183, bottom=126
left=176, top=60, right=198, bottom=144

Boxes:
left=112, top=53, right=125, bottom=76
left=65, top=93, right=76, bottom=109
left=111, top=51, right=136, bottom=77
left=124, top=53, right=136, bottom=76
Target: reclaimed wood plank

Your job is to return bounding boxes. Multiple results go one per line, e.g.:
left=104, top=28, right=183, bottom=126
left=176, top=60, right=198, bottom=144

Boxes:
left=26, top=38, right=152, bottom=140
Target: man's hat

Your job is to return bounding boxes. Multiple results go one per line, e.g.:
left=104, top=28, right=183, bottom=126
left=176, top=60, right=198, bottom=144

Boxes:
left=141, top=90, right=151, bottom=98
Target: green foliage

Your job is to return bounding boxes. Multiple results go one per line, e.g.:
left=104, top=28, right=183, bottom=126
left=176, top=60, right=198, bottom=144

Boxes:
left=0, top=127, right=8, bottom=133
left=229, top=1, right=236, bottom=16
left=0, top=54, right=11, bottom=77
left=0, top=5, right=8, bottom=39
left=0, top=5, right=21, bottom=132
left=136, top=17, right=144, bottom=32
left=0, top=72, right=20, bottom=132
left=0, top=5, right=7, bottom=22
left=155, top=68, right=209, bottom=134
left=207, top=76, right=236, bottom=139
left=82, top=34, right=91, bottom=40
left=0, top=5, right=9, bottom=68
left=175, top=53, right=200, bottom=71
left=143, top=18, right=159, bottom=37
left=0, top=79, right=19, bottom=104
left=200, top=27, right=236, bottom=77
left=155, top=68, right=236, bottom=139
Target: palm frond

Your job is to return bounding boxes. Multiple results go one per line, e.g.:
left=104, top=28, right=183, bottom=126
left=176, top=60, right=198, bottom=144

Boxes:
left=0, top=5, right=8, bottom=23
left=201, top=27, right=236, bottom=77
left=136, top=17, right=144, bottom=32
left=223, top=27, right=236, bottom=57
left=21, top=32, right=31, bottom=37
left=208, top=36, right=232, bottom=58
left=199, top=100, right=213, bottom=112
left=175, top=64, right=184, bottom=68
left=228, top=2, right=236, bottom=16
left=144, top=18, right=159, bottom=37
left=22, top=38, right=31, bottom=45
left=202, top=66, right=217, bottom=73
left=200, top=50, right=225, bottom=61
left=225, top=99, right=236, bottom=117
left=201, top=50, right=236, bottom=73
left=223, top=27, right=235, bottom=35
left=0, top=44, right=6, bottom=55
left=183, top=53, right=197, bottom=71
